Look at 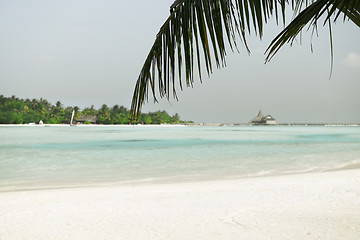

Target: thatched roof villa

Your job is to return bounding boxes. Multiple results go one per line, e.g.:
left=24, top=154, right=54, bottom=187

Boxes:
left=251, top=110, right=277, bottom=125
left=77, top=114, right=99, bottom=124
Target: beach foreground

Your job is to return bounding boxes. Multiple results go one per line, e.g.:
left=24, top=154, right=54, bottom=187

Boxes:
left=1, top=170, right=359, bottom=240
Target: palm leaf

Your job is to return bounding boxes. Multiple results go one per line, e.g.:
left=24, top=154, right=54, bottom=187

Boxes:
left=131, top=0, right=359, bottom=119
left=131, top=0, right=282, bottom=119
left=266, top=0, right=360, bottom=62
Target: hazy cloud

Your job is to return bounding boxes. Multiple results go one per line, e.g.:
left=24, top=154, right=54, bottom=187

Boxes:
left=343, top=52, right=360, bottom=68
left=253, top=47, right=265, bottom=55
left=38, top=55, right=58, bottom=63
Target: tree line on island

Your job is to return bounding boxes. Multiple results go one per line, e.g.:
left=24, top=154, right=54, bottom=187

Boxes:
left=0, top=95, right=191, bottom=125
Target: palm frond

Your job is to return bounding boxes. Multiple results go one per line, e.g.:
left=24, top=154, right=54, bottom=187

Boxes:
left=131, top=0, right=359, bottom=119
left=266, top=0, right=360, bottom=62
left=131, top=0, right=285, bottom=119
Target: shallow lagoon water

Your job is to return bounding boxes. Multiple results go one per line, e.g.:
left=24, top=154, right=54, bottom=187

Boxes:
left=1, top=125, right=359, bottom=191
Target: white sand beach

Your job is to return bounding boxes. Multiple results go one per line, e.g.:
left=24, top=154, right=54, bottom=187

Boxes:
left=1, top=169, right=359, bottom=240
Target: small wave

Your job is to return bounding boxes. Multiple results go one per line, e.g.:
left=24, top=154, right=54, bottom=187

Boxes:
left=250, top=170, right=275, bottom=176
left=283, top=167, right=327, bottom=174
left=240, top=170, right=277, bottom=178
left=325, top=160, right=360, bottom=172
left=241, top=162, right=360, bottom=179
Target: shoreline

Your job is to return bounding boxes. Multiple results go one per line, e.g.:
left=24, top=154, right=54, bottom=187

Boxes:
left=2, top=164, right=360, bottom=193
left=1, top=123, right=360, bottom=127
left=1, top=169, right=359, bottom=240
left=0, top=123, right=188, bottom=127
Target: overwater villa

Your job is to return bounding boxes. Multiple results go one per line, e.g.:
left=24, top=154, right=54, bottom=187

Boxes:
left=250, top=110, right=277, bottom=125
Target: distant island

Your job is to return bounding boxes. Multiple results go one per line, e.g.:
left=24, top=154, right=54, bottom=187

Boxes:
left=0, top=95, right=192, bottom=125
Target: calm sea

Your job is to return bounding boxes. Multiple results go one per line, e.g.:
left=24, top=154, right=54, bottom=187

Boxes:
left=1, top=125, right=359, bottom=192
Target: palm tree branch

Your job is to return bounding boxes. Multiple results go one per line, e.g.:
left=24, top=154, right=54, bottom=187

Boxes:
left=266, top=0, right=360, bottom=62
left=131, top=0, right=359, bottom=120
left=131, top=0, right=246, bottom=119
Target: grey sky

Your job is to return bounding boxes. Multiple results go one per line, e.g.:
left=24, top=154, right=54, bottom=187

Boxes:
left=1, top=0, right=359, bottom=123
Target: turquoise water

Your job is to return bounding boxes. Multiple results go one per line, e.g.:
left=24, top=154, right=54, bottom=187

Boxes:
left=0, top=125, right=360, bottom=191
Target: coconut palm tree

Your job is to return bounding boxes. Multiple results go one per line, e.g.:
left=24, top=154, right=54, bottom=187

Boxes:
left=131, top=0, right=359, bottom=118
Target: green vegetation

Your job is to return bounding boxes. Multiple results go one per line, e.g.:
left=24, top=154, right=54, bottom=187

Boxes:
left=0, top=95, right=188, bottom=125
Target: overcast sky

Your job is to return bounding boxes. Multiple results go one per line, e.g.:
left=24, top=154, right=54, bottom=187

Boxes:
left=1, top=0, right=359, bottom=123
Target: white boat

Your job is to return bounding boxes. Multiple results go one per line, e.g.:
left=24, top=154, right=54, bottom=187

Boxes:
left=70, top=110, right=77, bottom=127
